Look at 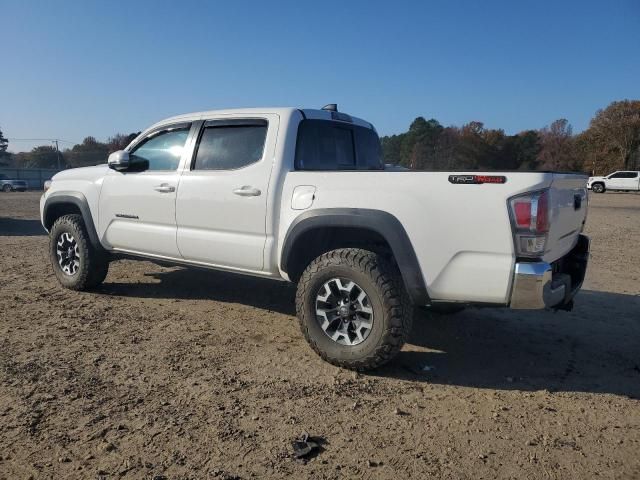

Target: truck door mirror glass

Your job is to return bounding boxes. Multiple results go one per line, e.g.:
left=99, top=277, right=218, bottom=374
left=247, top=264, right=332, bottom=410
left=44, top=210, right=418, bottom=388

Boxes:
left=108, top=150, right=130, bottom=171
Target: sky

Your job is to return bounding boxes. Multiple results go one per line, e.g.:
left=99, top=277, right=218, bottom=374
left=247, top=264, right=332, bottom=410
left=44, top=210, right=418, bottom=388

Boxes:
left=1, top=0, right=639, bottom=153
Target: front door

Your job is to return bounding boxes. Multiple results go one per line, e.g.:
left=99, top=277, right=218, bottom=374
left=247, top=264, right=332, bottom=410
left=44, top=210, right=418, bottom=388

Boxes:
left=176, top=115, right=279, bottom=271
left=99, top=123, right=193, bottom=258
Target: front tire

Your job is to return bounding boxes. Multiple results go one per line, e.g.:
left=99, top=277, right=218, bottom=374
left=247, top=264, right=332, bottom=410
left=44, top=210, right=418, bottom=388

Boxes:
left=591, top=183, right=605, bottom=193
left=296, top=248, right=413, bottom=371
left=49, top=214, right=109, bottom=290
left=2, top=184, right=12, bottom=192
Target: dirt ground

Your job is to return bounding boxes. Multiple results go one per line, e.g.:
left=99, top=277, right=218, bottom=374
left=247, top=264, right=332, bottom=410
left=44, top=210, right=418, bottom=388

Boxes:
left=0, top=191, right=639, bottom=480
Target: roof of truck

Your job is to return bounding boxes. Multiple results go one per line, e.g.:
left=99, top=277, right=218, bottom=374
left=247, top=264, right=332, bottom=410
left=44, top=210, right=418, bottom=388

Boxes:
left=146, top=107, right=374, bottom=132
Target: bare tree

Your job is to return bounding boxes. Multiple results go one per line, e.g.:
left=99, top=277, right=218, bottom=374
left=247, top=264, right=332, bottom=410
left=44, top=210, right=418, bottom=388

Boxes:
left=537, top=119, right=579, bottom=171
left=584, top=100, right=640, bottom=172
left=106, top=132, right=140, bottom=153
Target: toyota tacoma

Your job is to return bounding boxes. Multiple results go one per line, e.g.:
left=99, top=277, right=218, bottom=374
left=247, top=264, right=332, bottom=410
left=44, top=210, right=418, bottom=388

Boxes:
left=40, top=106, right=590, bottom=370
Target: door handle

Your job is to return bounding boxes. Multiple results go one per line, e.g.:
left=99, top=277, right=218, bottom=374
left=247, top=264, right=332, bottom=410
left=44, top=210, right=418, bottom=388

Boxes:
left=233, top=186, right=261, bottom=197
left=154, top=184, right=175, bottom=193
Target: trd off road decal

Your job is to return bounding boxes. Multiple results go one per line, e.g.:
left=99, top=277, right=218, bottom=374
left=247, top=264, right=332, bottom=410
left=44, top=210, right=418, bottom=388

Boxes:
left=448, top=175, right=507, bottom=185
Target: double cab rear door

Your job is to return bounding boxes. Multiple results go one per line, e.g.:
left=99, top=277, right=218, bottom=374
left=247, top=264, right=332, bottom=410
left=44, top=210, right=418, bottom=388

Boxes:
left=98, top=113, right=280, bottom=273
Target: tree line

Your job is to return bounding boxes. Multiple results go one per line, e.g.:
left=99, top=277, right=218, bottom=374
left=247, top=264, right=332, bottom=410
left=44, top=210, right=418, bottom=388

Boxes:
left=0, top=132, right=139, bottom=169
left=382, top=100, right=640, bottom=174
left=1, top=100, right=639, bottom=174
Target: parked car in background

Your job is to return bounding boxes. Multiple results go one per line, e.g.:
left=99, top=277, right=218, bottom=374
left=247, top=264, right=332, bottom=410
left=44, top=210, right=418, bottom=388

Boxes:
left=0, top=174, right=28, bottom=192
left=587, top=171, right=640, bottom=193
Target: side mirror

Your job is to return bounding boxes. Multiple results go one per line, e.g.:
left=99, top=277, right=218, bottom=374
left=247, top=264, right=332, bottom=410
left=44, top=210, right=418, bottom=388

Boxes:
left=108, top=150, right=130, bottom=171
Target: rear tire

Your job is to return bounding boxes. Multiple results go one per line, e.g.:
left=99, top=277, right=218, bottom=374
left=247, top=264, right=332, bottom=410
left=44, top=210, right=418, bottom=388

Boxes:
left=591, top=183, right=605, bottom=193
left=2, top=185, right=12, bottom=192
left=296, top=248, right=413, bottom=371
left=49, top=214, right=109, bottom=290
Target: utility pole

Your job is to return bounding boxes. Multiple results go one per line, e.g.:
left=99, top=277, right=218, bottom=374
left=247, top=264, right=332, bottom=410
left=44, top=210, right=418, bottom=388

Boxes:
left=53, top=140, right=61, bottom=170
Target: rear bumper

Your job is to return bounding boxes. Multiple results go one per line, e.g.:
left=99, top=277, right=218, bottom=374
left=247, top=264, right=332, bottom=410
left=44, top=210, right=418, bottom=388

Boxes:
left=510, top=234, right=590, bottom=309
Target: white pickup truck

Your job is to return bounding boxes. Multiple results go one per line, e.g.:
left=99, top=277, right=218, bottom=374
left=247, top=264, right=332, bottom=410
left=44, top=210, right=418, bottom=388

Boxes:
left=40, top=106, right=590, bottom=370
left=587, top=171, right=640, bottom=193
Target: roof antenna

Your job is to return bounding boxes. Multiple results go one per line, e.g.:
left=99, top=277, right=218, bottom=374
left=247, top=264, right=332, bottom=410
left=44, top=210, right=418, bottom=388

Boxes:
left=322, top=104, right=338, bottom=112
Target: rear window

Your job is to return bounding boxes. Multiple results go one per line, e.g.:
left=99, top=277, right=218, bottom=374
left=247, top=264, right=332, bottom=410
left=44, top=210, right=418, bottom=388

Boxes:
left=295, top=120, right=383, bottom=170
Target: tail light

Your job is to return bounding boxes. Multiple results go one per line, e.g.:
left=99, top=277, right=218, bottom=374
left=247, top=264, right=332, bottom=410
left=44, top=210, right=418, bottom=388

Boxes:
left=508, top=189, right=550, bottom=257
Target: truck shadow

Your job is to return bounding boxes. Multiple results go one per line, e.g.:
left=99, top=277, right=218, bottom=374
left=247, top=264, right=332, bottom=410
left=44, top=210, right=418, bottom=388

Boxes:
left=103, top=266, right=639, bottom=398
left=0, top=217, right=46, bottom=236
left=377, top=290, right=640, bottom=399
left=101, top=266, right=297, bottom=316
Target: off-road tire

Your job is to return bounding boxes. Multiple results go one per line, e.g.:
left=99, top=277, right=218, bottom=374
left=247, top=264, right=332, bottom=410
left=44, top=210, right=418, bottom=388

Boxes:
left=296, top=248, right=413, bottom=371
left=49, top=214, right=109, bottom=290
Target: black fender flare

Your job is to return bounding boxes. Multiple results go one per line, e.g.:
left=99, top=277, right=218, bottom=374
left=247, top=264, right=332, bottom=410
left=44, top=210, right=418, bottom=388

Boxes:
left=43, top=191, right=103, bottom=251
left=281, top=208, right=429, bottom=305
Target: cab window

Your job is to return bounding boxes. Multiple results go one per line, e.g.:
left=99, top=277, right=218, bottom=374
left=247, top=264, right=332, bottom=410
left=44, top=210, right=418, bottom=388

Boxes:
left=192, top=120, right=267, bottom=170
left=130, top=127, right=191, bottom=171
left=295, top=120, right=383, bottom=171
left=608, top=171, right=637, bottom=179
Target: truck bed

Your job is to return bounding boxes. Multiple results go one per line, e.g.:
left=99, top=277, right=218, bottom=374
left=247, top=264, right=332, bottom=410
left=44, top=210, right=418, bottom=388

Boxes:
left=279, top=171, right=588, bottom=305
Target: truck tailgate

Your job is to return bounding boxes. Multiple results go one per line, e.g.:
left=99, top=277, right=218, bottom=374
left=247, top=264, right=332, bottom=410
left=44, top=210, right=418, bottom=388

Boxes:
left=544, top=174, right=588, bottom=263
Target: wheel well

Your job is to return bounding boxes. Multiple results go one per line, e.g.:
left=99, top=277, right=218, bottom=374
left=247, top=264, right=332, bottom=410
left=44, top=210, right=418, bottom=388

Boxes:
left=284, top=226, right=394, bottom=283
left=44, top=203, right=82, bottom=230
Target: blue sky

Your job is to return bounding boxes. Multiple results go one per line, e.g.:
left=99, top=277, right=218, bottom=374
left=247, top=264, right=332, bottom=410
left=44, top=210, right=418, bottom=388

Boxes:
left=1, top=0, right=638, bottom=152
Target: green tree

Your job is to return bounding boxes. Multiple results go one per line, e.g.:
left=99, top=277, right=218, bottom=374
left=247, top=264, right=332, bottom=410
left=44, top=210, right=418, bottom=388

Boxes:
left=14, top=146, right=66, bottom=169
left=432, top=127, right=460, bottom=170
left=64, top=136, right=110, bottom=167
left=0, top=127, right=8, bottom=154
left=506, top=130, right=541, bottom=171
left=382, top=117, right=445, bottom=170
left=0, top=127, right=9, bottom=166
left=381, top=134, right=402, bottom=166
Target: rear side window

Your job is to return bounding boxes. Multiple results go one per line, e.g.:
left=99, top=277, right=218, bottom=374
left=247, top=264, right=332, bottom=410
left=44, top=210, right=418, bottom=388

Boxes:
left=295, top=119, right=382, bottom=170
left=609, top=172, right=637, bottom=178
left=193, top=120, right=267, bottom=170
